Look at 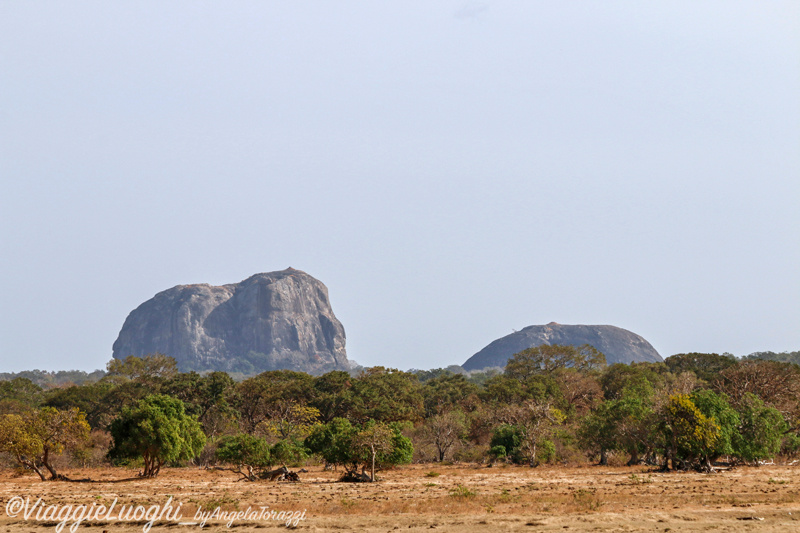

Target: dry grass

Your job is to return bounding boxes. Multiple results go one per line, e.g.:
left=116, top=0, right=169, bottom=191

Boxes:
left=0, top=463, right=798, bottom=531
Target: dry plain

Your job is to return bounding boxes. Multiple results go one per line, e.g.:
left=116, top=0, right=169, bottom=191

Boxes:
left=0, top=463, right=798, bottom=532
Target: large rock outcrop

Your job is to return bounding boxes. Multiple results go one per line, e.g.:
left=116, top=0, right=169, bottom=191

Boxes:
left=112, top=268, right=349, bottom=374
left=462, top=322, right=662, bottom=371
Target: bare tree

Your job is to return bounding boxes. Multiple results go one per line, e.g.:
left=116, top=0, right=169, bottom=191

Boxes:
left=499, top=399, right=565, bottom=466
left=421, top=410, right=466, bottom=461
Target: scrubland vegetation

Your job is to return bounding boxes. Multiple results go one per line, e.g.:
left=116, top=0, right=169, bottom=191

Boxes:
left=1, top=348, right=799, bottom=483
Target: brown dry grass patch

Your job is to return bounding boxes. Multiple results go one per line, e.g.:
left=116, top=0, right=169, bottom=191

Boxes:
left=0, top=463, right=798, bottom=531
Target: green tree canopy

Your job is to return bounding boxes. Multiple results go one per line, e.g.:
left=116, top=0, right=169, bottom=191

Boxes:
left=0, top=377, right=44, bottom=415
left=349, top=367, right=423, bottom=423
left=733, top=393, right=787, bottom=464
left=304, top=417, right=356, bottom=469
left=108, top=394, right=205, bottom=478
left=43, top=381, right=117, bottom=429
left=505, top=344, right=606, bottom=381
left=215, top=433, right=273, bottom=481
left=665, top=353, right=738, bottom=383
left=578, top=382, right=656, bottom=466
left=689, top=389, right=740, bottom=460
left=421, top=374, right=480, bottom=417
left=599, top=362, right=668, bottom=400
left=304, top=418, right=412, bottom=481
left=658, top=394, right=720, bottom=472
left=230, top=370, right=315, bottom=434
left=160, top=371, right=236, bottom=437
left=311, top=371, right=357, bottom=422
left=743, top=351, right=800, bottom=365
left=106, top=354, right=178, bottom=385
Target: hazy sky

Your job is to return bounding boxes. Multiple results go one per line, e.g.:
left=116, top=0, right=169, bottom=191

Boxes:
left=1, top=2, right=798, bottom=373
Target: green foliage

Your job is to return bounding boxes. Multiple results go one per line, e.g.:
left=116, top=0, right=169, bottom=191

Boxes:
left=505, top=344, right=606, bottom=380
left=608, top=387, right=656, bottom=464
left=311, top=371, right=356, bottom=422
left=0, top=377, right=44, bottom=414
left=744, top=351, right=800, bottom=365
left=304, top=417, right=356, bottom=468
left=216, top=433, right=271, bottom=465
left=733, top=393, right=786, bottom=463
left=665, top=353, right=738, bottom=383
left=348, top=367, right=423, bottom=423
left=261, top=405, right=321, bottom=440
left=108, top=394, right=206, bottom=477
left=490, top=424, right=523, bottom=463
left=6, top=350, right=800, bottom=475
left=581, top=374, right=660, bottom=465
left=689, top=389, right=739, bottom=458
left=537, top=439, right=556, bottom=464
left=176, top=371, right=237, bottom=437
left=44, top=381, right=117, bottom=429
left=480, top=375, right=531, bottom=404
left=421, top=374, right=479, bottom=417
left=270, top=438, right=310, bottom=466
left=780, top=432, right=800, bottom=459
left=599, top=363, right=666, bottom=400
left=577, top=401, right=617, bottom=463
left=464, top=368, right=503, bottom=387
left=489, top=445, right=507, bottom=460
left=215, top=434, right=272, bottom=480
left=161, top=371, right=235, bottom=416
left=384, top=422, right=414, bottom=467
left=106, top=354, right=178, bottom=384
left=715, top=360, right=800, bottom=429
left=413, top=368, right=457, bottom=383
left=231, top=370, right=315, bottom=434
left=658, top=394, right=720, bottom=471
left=304, top=417, right=412, bottom=479
left=498, top=398, right=566, bottom=467
left=0, top=370, right=105, bottom=388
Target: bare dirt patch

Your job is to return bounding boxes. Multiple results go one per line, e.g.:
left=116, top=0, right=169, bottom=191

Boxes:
left=0, top=464, right=798, bottom=531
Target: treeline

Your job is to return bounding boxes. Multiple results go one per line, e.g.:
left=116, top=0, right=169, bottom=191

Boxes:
left=0, top=369, right=106, bottom=388
left=1, top=348, right=799, bottom=480
left=2, top=349, right=797, bottom=388
left=743, top=350, right=800, bottom=366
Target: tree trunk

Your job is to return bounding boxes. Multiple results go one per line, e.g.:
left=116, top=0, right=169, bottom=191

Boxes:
left=370, top=445, right=376, bottom=482
left=626, top=450, right=640, bottom=467
left=598, top=448, right=608, bottom=466
left=42, top=448, right=59, bottom=480
left=19, top=456, right=47, bottom=481
left=660, top=448, right=671, bottom=472
left=141, top=453, right=161, bottom=478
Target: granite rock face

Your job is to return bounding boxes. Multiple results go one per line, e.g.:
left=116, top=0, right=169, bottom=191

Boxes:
left=462, top=322, right=662, bottom=371
left=112, top=268, right=349, bottom=374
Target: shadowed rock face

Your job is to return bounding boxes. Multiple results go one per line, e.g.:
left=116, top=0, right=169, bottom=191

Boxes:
left=462, top=322, right=662, bottom=371
left=112, top=268, right=348, bottom=374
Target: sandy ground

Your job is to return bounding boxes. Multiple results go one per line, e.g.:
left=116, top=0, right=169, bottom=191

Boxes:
left=0, top=463, right=798, bottom=532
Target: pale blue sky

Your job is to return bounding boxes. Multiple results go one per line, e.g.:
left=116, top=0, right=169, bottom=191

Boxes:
left=1, top=1, right=798, bottom=372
